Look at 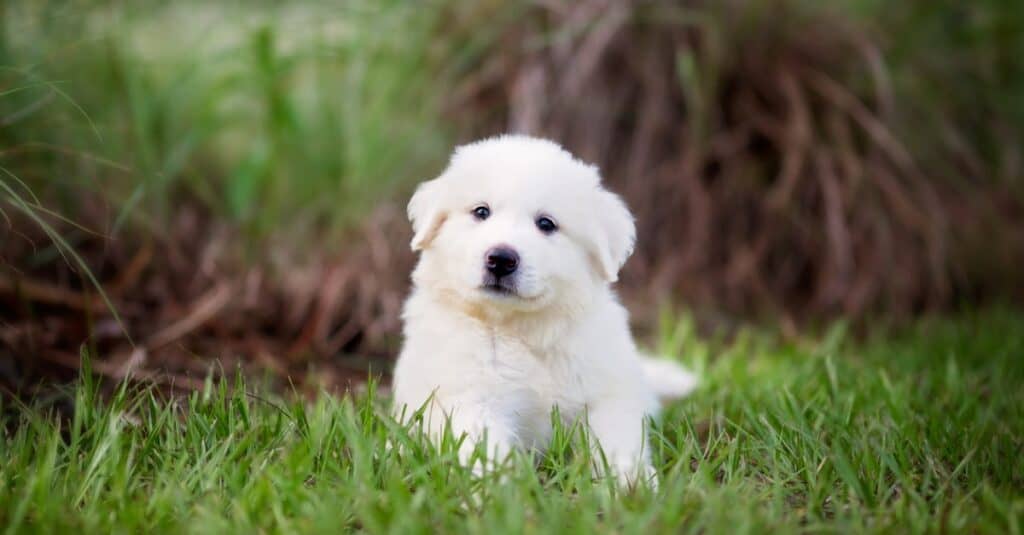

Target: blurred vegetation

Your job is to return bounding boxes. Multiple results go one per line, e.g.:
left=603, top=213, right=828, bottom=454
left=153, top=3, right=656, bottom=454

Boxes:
left=847, top=0, right=1024, bottom=186
left=2, top=1, right=1020, bottom=232
left=442, top=0, right=1024, bottom=321
left=1, top=1, right=452, bottom=243
left=1, top=0, right=1022, bottom=389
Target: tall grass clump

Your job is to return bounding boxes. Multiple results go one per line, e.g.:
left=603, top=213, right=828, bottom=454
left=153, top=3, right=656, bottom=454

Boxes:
left=442, top=0, right=1024, bottom=325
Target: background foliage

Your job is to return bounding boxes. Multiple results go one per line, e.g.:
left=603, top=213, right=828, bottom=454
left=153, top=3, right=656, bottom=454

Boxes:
left=1, top=0, right=1023, bottom=388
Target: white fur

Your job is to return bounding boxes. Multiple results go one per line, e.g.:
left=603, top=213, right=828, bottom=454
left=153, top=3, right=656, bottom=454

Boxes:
left=392, top=135, right=697, bottom=486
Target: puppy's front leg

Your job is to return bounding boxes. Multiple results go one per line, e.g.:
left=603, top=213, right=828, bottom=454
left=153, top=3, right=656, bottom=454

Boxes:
left=442, top=399, right=517, bottom=476
left=585, top=402, right=657, bottom=488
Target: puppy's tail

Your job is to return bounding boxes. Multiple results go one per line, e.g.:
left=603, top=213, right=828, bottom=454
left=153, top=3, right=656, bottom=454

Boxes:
left=639, top=355, right=699, bottom=401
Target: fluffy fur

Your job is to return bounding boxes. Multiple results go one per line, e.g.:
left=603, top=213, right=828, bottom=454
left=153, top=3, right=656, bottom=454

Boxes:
left=392, top=135, right=697, bottom=486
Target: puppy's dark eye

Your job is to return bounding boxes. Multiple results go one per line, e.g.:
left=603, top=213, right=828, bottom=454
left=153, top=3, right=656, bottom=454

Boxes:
left=472, top=205, right=490, bottom=220
left=535, top=216, right=558, bottom=234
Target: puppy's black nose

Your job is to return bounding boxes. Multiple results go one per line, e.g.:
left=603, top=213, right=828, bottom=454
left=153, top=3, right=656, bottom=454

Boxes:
left=485, top=247, right=519, bottom=278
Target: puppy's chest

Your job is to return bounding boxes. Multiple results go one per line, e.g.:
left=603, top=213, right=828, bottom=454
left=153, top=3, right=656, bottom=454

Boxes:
left=486, top=334, right=588, bottom=418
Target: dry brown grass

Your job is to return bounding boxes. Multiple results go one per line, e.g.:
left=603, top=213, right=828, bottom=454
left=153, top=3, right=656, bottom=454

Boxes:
left=1, top=203, right=414, bottom=395
left=442, top=0, right=1024, bottom=326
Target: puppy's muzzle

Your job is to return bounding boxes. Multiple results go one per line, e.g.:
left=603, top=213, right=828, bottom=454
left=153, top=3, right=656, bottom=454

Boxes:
left=485, top=246, right=519, bottom=278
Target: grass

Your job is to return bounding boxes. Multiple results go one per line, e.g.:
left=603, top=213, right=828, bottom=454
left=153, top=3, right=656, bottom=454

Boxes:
left=2, top=309, right=1022, bottom=533
left=1, top=1, right=454, bottom=244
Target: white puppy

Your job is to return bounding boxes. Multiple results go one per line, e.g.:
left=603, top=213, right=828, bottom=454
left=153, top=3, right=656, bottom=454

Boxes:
left=392, top=135, right=696, bottom=486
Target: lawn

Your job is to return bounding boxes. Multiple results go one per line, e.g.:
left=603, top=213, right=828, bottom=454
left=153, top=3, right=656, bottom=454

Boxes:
left=2, top=309, right=1021, bottom=534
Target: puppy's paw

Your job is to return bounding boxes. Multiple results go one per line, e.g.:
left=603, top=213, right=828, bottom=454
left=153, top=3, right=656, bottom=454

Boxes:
left=617, top=460, right=659, bottom=491
left=594, top=455, right=659, bottom=491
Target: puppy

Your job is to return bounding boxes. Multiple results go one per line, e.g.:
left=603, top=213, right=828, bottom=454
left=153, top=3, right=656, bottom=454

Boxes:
left=392, top=135, right=696, bottom=486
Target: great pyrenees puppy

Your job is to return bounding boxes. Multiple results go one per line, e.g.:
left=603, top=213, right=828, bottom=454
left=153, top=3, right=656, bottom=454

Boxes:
left=392, top=135, right=696, bottom=486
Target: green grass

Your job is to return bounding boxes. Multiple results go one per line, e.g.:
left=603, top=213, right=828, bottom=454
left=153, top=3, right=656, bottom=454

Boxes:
left=2, top=310, right=1022, bottom=534
left=1, top=1, right=454, bottom=244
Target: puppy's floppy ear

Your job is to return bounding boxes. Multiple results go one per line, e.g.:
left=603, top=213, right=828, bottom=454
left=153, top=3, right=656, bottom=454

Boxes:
left=407, top=177, right=447, bottom=251
left=589, top=188, right=636, bottom=282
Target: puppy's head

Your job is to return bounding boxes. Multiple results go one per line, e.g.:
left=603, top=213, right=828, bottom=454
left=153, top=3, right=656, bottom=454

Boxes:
left=407, top=135, right=635, bottom=314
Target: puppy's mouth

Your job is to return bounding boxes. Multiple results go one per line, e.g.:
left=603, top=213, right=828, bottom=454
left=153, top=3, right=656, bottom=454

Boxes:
left=480, top=274, right=518, bottom=297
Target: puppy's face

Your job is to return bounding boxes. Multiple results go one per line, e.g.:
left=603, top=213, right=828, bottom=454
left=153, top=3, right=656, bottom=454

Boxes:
left=408, top=136, right=635, bottom=314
